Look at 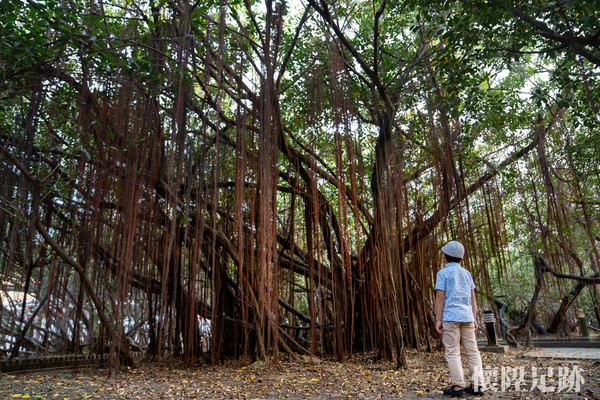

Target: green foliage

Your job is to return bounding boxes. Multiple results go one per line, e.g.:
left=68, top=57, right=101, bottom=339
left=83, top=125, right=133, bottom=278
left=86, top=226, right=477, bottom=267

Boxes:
left=1, top=0, right=599, bottom=359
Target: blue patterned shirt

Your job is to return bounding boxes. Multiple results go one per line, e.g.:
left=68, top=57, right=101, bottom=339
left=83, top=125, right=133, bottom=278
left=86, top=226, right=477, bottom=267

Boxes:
left=435, top=262, right=476, bottom=322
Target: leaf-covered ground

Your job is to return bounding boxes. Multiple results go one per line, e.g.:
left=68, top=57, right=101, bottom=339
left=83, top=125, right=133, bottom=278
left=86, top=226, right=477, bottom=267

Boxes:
left=1, top=348, right=598, bottom=399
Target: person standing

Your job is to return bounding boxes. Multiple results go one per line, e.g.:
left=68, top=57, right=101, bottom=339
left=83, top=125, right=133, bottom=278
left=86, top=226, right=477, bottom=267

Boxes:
left=435, top=240, right=485, bottom=397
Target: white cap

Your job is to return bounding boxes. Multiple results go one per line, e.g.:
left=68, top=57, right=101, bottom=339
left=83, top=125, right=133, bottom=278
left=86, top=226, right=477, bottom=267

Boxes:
left=441, top=240, right=465, bottom=259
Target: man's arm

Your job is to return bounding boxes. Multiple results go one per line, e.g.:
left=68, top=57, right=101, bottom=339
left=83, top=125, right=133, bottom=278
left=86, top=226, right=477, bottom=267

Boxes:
left=435, top=289, right=445, bottom=333
left=471, top=289, right=478, bottom=330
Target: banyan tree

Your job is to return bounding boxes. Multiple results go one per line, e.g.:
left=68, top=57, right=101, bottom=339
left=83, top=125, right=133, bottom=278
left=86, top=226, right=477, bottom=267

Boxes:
left=1, top=0, right=599, bottom=367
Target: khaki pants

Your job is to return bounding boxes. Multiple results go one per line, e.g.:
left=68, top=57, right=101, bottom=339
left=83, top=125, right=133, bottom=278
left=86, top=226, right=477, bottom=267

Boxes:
left=442, top=321, right=483, bottom=388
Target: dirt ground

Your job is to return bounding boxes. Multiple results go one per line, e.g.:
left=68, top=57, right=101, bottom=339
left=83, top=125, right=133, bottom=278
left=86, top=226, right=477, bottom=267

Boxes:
left=1, top=347, right=598, bottom=399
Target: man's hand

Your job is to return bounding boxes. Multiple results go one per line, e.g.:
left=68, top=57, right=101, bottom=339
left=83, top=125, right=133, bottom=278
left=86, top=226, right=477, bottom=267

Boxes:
left=473, top=320, right=478, bottom=331
left=435, top=320, right=443, bottom=334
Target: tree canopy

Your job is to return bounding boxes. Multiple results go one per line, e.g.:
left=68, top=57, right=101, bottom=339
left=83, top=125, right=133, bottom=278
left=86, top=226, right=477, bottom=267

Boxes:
left=0, top=0, right=599, bottom=367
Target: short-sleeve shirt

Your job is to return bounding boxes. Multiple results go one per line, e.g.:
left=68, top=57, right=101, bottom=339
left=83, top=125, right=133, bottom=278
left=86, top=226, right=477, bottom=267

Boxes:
left=434, top=262, right=476, bottom=322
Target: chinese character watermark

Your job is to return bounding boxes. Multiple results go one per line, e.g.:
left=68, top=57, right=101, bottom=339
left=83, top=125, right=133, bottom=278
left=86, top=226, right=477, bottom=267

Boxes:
left=476, top=365, right=585, bottom=393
